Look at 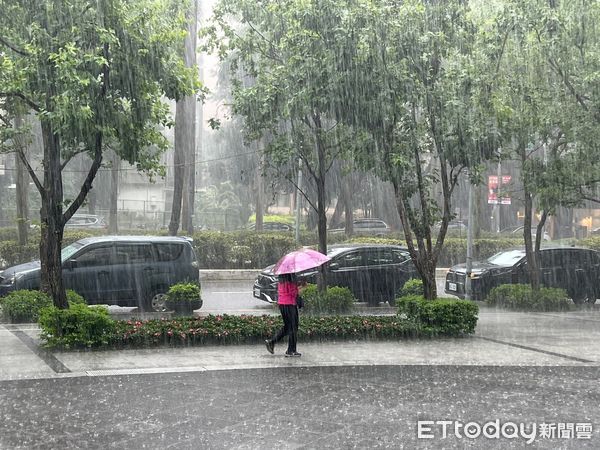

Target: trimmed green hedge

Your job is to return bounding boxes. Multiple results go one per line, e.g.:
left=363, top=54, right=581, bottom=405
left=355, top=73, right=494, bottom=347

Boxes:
left=301, top=284, right=355, bottom=314
left=486, top=284, right=572, bottom=312
left=396, top=295, right=479, bottom=335
left=39, top=307, right=480, bottom=350
left=0, top=290, right=52, bottom=323
left=39, top=304, right=115, bottom=349
left=0, top=289, right=86, bottom=323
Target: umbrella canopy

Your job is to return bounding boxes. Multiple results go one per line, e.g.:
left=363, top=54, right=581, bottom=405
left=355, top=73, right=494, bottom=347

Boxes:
left=273, top=248, right=331, bottom=275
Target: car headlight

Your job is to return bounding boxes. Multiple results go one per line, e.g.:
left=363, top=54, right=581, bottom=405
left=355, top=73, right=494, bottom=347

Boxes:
left=469, top=272, right=484, bottom=279
left=0, top=273, right=16, bottom=286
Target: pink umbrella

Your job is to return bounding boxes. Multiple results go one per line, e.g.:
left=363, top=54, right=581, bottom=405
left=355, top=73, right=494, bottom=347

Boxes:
left=273, top=248, right=331, bottom=275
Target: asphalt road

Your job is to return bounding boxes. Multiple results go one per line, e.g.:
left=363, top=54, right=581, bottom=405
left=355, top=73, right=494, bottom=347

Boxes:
left=199, top=277, right=451, bottom=314
left=1, top=365, right=598, bottom=449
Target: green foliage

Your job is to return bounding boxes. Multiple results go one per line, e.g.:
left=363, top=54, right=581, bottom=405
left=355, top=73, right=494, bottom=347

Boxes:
left=192, top=231, right=297, bottom=269
left=166, top=283, right=201, bottom=304
left=38, top=304, right=115, bottom=349
left=66, top=290, right=86, bottom=305
left=486, top=284, right=572, bottom=312
left=0, top=289, right=51, bottom=323
left=0, top=241, right=39, bottom=268
left=300, top=284, right=355, bottom=314
left=400, top=279, right=424, bottom=298
left=396, top=295, right=479, bottom=335
left=47, top=313, right=465, bottom=349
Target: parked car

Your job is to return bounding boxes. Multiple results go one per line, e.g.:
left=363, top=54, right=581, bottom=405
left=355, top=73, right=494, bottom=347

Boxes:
left=64, top=213, right=108, bottom=229
left=247, top=222, right=294, bottom=232
left=253, top=244, right=418, bottom=305
left=500, top=225, right=551, bottom=241
left=329, top=218, right=391, bottom=237
left=0, top=236, right=202, bottom=312
left=445, top=247, right=600, bottom=304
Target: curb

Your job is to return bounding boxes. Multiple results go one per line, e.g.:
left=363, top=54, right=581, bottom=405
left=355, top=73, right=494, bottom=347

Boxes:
left=199, top=268, right=449, bottom=282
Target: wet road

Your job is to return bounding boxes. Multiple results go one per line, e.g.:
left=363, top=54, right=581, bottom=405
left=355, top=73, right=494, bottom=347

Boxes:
left=1, top=365, right=598, bottom=448
left=199, top=277, right=451, bottom=314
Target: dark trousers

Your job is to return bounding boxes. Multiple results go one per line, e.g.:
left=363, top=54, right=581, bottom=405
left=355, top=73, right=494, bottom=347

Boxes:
left=271, top=304, right=299, bottom=353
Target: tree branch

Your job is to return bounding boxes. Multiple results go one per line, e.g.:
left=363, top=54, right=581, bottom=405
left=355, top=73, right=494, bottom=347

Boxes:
left=0, top=92, right=41, bottom=112
left=0, top=36, right=29, bottom=56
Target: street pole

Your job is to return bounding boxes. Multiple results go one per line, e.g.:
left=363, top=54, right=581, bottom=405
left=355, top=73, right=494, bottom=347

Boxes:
left=295, top=158, right=302, bottom=244
left=496, top=148, right=502, bottom=233
left=465, top=176, right=475, bottom=301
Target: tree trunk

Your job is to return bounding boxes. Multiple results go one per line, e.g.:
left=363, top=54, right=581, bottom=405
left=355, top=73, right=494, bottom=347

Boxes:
left=109, top=150, right=120, bottom=234
left=255, top=146, right=264, bottom=231
left=523, top=190, right=540, bottom=291
left=342, top=175, right=354, bottom=237
left=169, top=1, right=197, bottom=236
left=14, top=115, right=29, bottom=245
left=40, top=121, right=68, bottom=308
left=168, top=99, right=186, bottom=236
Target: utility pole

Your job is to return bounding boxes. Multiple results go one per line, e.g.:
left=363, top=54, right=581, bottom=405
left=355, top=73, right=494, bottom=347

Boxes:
left=295, top=158, right=303, bottom=244
left=465, top=175, right=475, bottom=301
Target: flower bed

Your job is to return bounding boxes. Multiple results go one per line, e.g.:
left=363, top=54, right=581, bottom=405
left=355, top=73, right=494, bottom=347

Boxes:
left=40, top=311, right=477, bottom=350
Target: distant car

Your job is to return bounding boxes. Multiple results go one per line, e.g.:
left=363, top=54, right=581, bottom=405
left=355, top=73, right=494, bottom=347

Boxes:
left=0, top=236, right=202, bottom=312
left=445, top=247, right=600, bottom=304
left=501, top=225, right=551, bottom=241
left=65, top=214, right=107, bottom=230
left=329, top=218, right=391, bottom=237
left=247, top=222, right=294, bottom=232
left=433, top=221, right=468, bottom=233
left=253, top=244, right=418, bottom=306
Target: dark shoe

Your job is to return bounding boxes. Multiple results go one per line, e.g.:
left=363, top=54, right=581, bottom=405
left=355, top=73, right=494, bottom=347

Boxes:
left=285, top=351, right=301, bottom=357
left=265, top=340, right=274, bottom=354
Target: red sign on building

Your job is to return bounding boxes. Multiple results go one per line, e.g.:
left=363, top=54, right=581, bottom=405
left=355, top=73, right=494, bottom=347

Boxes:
left=488, top=175, right=512, bottom=205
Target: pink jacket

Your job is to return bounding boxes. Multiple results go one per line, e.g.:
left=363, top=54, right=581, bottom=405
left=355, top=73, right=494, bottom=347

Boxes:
left=277, top=281, right=299, bottom=305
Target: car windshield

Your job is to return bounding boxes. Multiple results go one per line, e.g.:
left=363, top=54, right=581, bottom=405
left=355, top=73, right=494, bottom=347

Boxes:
left=487, top=250, right=526, bottom=266
left=60, top=242, right=83, bottom=262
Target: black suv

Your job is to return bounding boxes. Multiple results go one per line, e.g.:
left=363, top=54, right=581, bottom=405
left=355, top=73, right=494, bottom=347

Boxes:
left=253, top=244, right=418, bottom=305
left=0, top=236, right=202, bottom=312
left=445, top=247, right=600, bottom=304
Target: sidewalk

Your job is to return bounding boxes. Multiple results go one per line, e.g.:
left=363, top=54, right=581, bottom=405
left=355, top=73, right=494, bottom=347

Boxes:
left=2, top=307, right=600, bottom=381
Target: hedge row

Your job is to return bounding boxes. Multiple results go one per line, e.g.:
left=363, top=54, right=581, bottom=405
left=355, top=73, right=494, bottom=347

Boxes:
left=396, top=295, right=479, bottom=335
left=39, top=302, right=478, bottom=350
left=4, top=227, right=590, bottom=270
left=486, top=284, right=572, bottom=312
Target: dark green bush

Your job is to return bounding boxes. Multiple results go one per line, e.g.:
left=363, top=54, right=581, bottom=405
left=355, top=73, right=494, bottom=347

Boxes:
left=38, top=304, right=115, bottom=349
left=400, top=279, right=424, bottom=297
left=83, top=314, right=424, bottom=349
left=66, top=290, right=87, bottom=305
left=486, top=284, right=572, bottom=311
left=0, top=289, right=52, bottom=323
left=166, top=283, right=201, bottom=304
left=0, top=241, right=39, bottom=268
left=396, top=295, right=479, bottom=335
left=301, top=284, right=355, bottom=314
left=192, top=231, right=297, bottom=269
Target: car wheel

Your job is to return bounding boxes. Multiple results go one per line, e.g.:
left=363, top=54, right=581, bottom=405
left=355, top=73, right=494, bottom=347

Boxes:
left=571, top=290, right=595, bottom=305
left=146, top=290, right=168, bottom=312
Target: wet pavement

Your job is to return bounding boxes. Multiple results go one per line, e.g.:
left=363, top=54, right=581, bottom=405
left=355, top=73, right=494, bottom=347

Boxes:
left=1, top=305, right=600, bottom=448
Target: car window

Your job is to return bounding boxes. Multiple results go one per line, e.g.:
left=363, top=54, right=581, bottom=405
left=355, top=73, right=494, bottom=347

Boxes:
left=114, top=244, right=154, bottom=264
left=155, top=243, right=184, bottom=262
left=366, top=249, right=393, bottom=265
left=539, top=250, right=561, bottom=269
left=487, top=250, right=526, bottom=266
left=392, top=249, right=410, bottom=263
left=335, top=251, right=364, bottom=268
left=74, top=245, right=113, bottom=268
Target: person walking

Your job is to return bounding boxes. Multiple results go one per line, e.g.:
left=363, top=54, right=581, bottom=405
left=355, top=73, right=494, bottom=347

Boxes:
left=265, top=273, right=303, bottom=357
